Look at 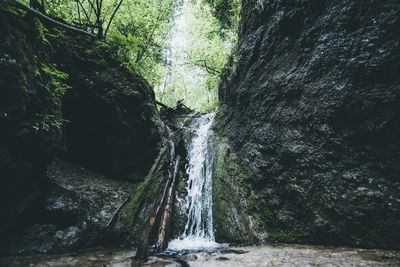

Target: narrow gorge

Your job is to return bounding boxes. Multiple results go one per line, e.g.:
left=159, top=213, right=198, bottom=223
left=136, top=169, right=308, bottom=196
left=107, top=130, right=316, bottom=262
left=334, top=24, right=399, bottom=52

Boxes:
left=1, top=0, right=400, bottom=266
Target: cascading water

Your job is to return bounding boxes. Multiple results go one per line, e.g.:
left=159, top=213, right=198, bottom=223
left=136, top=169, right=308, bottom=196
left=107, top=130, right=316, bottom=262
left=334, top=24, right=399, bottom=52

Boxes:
left=168, top=113, right=221, bottom=250
left=183, top=113, right=215, bottom=239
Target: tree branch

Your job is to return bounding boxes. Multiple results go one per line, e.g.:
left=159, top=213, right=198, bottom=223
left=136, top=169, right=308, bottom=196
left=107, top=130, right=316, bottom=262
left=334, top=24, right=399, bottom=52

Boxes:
left=9, top=0, right=96, bottom=38
left=155, top=100, right=169, bottom=109
left=105, top=195, right=131, bottom=228
left=104, top=0, right=123, bottom=39
left=77, top=0, right=91, bottom=22
left=154, top=155, right=181, bottom=252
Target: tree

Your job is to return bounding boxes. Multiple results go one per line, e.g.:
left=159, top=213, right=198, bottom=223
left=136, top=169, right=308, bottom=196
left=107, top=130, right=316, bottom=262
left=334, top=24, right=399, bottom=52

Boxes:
left=72, top=0, right=124, bottom=39
left=203, top=0, right=241, bottom=31
left=153, top=0, right=238, bottom=112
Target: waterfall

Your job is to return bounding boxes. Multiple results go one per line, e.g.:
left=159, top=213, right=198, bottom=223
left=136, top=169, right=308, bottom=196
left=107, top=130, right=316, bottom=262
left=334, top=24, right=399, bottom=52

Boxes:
left=183, top=113, right=215, bottom=239
left=168, top=113, right=220, bottom=250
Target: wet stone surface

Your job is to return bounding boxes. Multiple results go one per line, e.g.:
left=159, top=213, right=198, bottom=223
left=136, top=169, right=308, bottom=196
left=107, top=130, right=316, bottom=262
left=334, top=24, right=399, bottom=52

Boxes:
left=184, top=244, right=400, bottom=267
left=1, top=244, right=399, bottom=266
left=5, top=159, right=135, bottom=255
left=215, top=0, right=400, bottom=247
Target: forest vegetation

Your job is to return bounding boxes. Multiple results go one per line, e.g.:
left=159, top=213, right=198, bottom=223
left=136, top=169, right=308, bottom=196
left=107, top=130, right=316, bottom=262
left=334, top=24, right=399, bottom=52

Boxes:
left=4, top=0, right=240, bottom=111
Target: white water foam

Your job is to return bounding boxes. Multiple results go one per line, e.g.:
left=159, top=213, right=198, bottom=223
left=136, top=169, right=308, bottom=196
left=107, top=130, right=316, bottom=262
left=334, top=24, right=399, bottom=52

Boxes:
left=168, top=237, right=221, bottom=251
left=168, top=113, right=225, bottom=251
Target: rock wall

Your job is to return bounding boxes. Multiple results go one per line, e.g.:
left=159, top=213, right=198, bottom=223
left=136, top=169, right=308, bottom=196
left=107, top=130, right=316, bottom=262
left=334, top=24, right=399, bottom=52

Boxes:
left=0, top=12, right=64, bottom=243
left=216, top=0, right=400, bottom=248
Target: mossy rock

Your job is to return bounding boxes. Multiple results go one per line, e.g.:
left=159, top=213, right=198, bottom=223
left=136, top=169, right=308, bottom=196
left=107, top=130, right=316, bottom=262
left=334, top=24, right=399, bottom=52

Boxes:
left=212, top=135, right=255, bottom=243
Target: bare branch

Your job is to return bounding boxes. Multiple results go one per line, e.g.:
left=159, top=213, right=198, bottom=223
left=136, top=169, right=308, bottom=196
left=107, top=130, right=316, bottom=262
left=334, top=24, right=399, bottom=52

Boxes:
left=104, top=0, right=123, bottom=39
left=9, top=0, right=96, bottom=38
left=77, top=0, right=90, bottom=22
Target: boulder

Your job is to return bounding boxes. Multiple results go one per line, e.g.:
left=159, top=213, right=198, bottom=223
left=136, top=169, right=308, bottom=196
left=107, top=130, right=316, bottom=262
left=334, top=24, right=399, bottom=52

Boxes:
left=51, top=33, right=164, bottom=181
left=6, top=159, right=135, bottom=255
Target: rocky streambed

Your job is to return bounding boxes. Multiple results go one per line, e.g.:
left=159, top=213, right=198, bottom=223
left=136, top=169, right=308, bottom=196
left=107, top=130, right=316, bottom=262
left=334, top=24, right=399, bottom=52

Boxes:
left=1, top=244, right=400, bottom=267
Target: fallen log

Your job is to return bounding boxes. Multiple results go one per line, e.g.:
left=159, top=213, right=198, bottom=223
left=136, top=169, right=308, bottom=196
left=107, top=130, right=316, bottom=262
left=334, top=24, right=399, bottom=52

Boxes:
left=130, top=146, right=167, bottom=230
left=135, top=154, right=181, bottom=259
left=155, top=155, right=181, bottom=252
left=135, top=168, right=172, bottom=259
left=155, top=100, right=170, bottom=109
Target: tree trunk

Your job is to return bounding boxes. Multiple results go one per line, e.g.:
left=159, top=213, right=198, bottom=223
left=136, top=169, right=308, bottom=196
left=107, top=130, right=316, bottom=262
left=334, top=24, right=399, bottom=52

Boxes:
left=155, top=155, right=181, bottom=252
left=134, top=153, right=181, bottom=259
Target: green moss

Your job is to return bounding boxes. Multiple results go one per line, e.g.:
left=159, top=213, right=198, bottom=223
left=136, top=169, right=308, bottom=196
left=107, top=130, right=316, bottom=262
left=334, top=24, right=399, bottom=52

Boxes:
left=212, top=142, right=232, bottom=240
left=247, top=194, right=275, bottom=227
left=121, top=171, right=164, bottom=240
left=211, top=135, right=312, bottom=244
left=120, top=146, right=171, bottom=242
left=212, top=136, right=254, bottom=243
left=176, top=179, right=186, bottom=193
left=0, top=12, right=70, bottom=137
left=122, top=182, right=145, bottom=231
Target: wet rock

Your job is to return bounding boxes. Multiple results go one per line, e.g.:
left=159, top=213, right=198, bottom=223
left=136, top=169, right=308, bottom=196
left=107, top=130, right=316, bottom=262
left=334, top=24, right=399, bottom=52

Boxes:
left=216, top=0, right=400, bottom=248
left=212, top=136, right=256, bottom=243
left=6, top=159, right=135, bottom=255
left=7, top=224, right=81, bottom=255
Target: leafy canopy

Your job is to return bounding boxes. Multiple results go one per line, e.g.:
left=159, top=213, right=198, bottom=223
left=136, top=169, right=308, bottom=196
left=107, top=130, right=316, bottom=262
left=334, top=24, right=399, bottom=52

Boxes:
left=154, top=0, right=239, bottom=112
left=15, top=0, right=241, bottom=112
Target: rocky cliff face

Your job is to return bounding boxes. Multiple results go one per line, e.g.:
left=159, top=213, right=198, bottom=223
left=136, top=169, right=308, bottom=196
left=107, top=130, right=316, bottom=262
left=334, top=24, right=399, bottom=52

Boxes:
left=215, top=0, right=400, bottom=248
left=0, top=11, right=164, bottom=254
left=52, top=34, right=164, bottom=181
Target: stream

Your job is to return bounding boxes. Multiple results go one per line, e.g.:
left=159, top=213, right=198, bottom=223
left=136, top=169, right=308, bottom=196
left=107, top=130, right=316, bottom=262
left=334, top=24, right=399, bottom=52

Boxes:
left=1, top=244, right=399, bottom=266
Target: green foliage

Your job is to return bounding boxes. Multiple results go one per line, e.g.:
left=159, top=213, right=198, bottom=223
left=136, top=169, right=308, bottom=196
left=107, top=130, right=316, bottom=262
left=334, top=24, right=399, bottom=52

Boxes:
left=0, top=0, right=24, bottom=14
left=154, top=0, right=238, bottom=112
left=29, top=0, right=178, bottom=81
left=34, top=63, right=71, bottom=132
left=202, top=0, right=241, bottom=30
left=41, top=63, right=70, bottom=95
left=15, top=0, right=179, bottom=88
left=35, top=17, right=52, bottom=47
left=14, top=0, right=241, bottom=112
left=106, top=0, right=180, bottom=84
